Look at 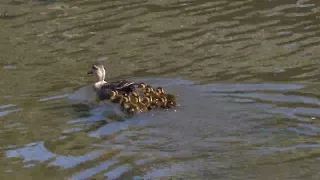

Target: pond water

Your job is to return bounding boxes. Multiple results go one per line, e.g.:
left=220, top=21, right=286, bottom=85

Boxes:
left=1, top=0, right=320, bottom=179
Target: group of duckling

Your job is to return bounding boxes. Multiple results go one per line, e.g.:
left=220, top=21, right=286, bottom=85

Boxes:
left=109, top=83, right=177, bottom=116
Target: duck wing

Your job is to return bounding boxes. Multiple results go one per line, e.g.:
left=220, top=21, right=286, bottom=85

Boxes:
left=101, top=80, right=136, bottom=93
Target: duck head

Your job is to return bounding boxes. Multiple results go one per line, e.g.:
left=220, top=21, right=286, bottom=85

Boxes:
left=87, top=64, right=106, bottom=82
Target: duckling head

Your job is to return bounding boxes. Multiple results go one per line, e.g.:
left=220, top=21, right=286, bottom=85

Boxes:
left=142, top=97, right=153, bottom=110
left=120, top=96, right=130, bottom=104
left=87, top=64, right=106, bottom=82
left=145, top=86, right=154, bottom=93
left=130, top=96, right=140, bottom=103
left=138, top=83, right=147, bottom=89
left=110, top=90, right=118, bottom=100
left=130, top=92, right=139, bottom=97
left=144, top=88, right=150, bottom=93
left=110, top=90, right=118, bottom=96
left=156, top=87, right=164, bottom=94
left=141, top=96, right=150, bottom=104
left=144, top=93, right=153, bottom=101
left=135, top=96, right=143, bottom=103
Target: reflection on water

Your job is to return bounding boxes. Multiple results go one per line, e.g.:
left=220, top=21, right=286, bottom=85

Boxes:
left=1, top=0, right=320, bottom=179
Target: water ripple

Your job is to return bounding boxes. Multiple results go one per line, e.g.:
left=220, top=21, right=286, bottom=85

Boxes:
left=2, top=0, right=320, bottom=179
left=71, top=159, right=119, bottom=180
left=49, top=150, right=105, bottom=169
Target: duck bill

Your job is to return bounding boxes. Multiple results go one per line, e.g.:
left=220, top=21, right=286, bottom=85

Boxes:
left=87, top=69, right=93, bottom=75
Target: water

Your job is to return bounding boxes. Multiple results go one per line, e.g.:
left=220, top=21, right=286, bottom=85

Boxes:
left=1, top=0, right=320, bottom=179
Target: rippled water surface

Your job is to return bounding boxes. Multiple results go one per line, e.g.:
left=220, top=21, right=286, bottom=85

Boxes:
left=1, top=0, right=320, bottom=179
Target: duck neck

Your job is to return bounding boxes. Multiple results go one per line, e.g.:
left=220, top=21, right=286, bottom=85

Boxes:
left=98, top=72, right=105, bottom=81
left=93, top=66, right=106, bottom=81
left=97, top=70, right=105, bottom=82
left=93, top=81, right=106, bottom=90
left=93, top=68, right=106, bottom=90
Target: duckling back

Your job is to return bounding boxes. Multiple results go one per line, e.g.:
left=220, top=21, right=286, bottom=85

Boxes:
left=94, top=80, right=178, bottom=115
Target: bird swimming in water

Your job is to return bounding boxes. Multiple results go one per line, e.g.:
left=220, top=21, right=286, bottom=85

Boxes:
left=87, top=64, right=136, bottom=101
left=87, top=65, right=177, bottom=114
left=156, top=87, right=177, bottom=108
left=119, top=96, right=140, bottom=116
left=110, top=90, right=127, bottom=103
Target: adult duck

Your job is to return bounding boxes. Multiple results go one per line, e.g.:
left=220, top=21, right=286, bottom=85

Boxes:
left=87, top=64, right=136, bottom=101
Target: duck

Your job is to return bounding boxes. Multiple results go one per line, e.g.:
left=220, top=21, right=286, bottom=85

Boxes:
left=156, top=87, right=177, bottom=108
left=87, top=64, right=136, bottom=101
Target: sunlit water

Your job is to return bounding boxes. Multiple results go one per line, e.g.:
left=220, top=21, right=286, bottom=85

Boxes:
left=1, top=0, right=320, bottom=179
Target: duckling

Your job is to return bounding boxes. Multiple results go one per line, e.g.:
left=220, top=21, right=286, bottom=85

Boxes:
left=159, top=97, right=168, bottom=108
left=155, top=87, right=165, bottom=94
left=137, top=82, right=147, bottom=89
left=142, top=94, right=165, bottom=109
left=130, top=96, right=149, bottom=112
left=143, top=85, right=154, bottom=94
left=129, top=92, right=140, bottom=103
left=110, top=90, right=123, bottom=103
left=156, top=87, right=177, bottom=108
left=143, top=94, right=157, bottom=109
left=119, top=96, right=140, bottom=115
left=141, top=96, right=153, bottom=110
left=119, top=95, right=130, bottom=106
left=150, top=96, right=161, bottom=108
left=146, top=88, right=166, bottom=108
left=87, top=64, right=136, bottom=101
left=165, top=95, right=176, bottom=107
left=150, top=87, right=162, bottom=99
